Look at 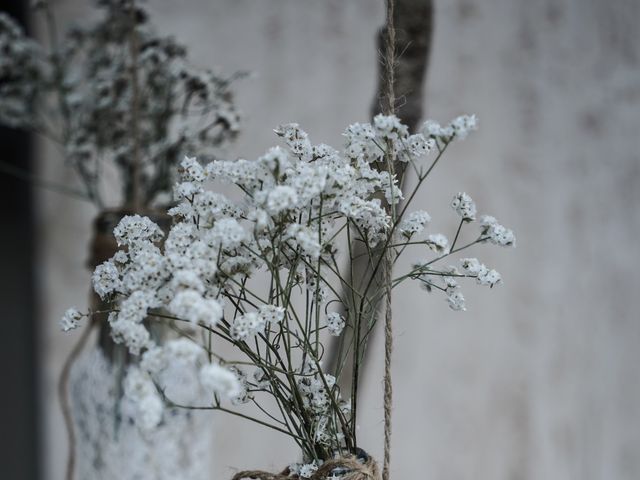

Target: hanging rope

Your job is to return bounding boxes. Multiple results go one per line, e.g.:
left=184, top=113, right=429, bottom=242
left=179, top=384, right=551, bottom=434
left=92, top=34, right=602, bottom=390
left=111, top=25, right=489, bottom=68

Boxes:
left=381, top=1, right=396, bottom=479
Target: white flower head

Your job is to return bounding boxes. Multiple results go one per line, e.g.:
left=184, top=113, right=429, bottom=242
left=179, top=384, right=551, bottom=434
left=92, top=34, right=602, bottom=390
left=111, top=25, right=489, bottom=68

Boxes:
left=399, top=210, right=431, bottom=237
left=447, top=291, right=466, bottom=311
left=92, top=260, right=121, bottom=299
left=230, top=312, right=265, bottom=341
left=451, top=192, right=476, bottom=221
left=199, top=363, right=243, bottom=399
left=426, top=233, right=449, bottom=254
left=266, top=185, right=298, bottom=214
left=113, top=215, right=163, bottom=247
left=168, top=289, right=223, bottom=327
left=179, top=156, right=206, bottom=183
left=60, top=307, right=83, bottom=332
left=326, top=312, right=345, bottom=336
left=258, top=304, right=285, bottom=325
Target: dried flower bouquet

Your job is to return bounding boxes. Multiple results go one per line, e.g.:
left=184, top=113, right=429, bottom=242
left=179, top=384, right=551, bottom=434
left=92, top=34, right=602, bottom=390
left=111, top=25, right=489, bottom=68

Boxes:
left=63, top=114, right=515, bottom=478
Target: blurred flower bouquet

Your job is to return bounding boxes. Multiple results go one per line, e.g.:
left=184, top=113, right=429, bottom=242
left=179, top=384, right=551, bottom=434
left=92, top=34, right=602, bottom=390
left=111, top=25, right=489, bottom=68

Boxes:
left=64, top=114, right=515, bottom=478
left=0, top=0, right=239, bottom=207
left=1, top=1, right=241, bottom=479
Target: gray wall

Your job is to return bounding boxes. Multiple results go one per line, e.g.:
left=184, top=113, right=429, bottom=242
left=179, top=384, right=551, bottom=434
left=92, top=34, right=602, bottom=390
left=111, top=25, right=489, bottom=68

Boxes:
left=38, top=1, right=640, bottom=479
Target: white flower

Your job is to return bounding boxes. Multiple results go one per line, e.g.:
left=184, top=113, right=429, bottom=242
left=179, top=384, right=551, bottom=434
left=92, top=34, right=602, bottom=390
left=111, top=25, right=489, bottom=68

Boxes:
left=449, top=114, right=478, bottom=139
left=405, top=133, right=435, bottom=158
left=109, top=314, right=151, bottom=355
left=136, top=393, right=164, bottom=432
left=298, top=462, right=319, bottom=479
left=287, top=224, right=321, bottom=259
left=258, top=304, right=285, bottom=324
left=421, top=119, right=453, bottom=138
left=451, top=192, right=476, bottom=221
left=164, top=338, right=205, bottom=365
left=266, top=185, right=298, bottom=214
left=92, top=260, right=121, bottom=299
left=113, top=215, right=163, bottom=247
left=326, top=312, right=345, bottom=336
left=60, top=307, right=83, bottom=332
left=460, top=257, right=486, bottom=275
left=179, top=156, right=206, bottom=182
left=480, top=216, right=516, bottom=247
left=447, top=291, right=466, bottom=311
left=399, top=210, right=431, bottom=237
left=207, top=217, right=247, bottom=250
left=480, top=215, right=497, bottom=227
left=168, top=289, right=223, bottom=327
left=477, top=268, right=502, bottom=287
left=230, top=312, right=265, bottom=341
left=123, top=367, right=163, bottom=431
left=426, top=233, right=449, bottom=253
left=140, top=346, right=166, bottom=375
left=199, top=363, right=243, bottom=399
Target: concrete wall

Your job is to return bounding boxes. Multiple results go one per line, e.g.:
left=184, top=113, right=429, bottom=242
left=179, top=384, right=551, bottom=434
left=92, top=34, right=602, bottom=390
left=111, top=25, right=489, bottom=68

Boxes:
left=38, top=0, right=640, bottom=479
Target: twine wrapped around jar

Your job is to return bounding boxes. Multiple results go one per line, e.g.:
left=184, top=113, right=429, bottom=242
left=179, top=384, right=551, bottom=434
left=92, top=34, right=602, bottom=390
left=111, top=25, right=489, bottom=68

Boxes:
left=232, top=452, right=380, bottom=480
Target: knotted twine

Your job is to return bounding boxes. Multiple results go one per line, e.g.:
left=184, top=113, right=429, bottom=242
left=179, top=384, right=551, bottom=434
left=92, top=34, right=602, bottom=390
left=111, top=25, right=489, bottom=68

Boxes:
left=381, top=0, right=397, bottom=479
left=231, top=454, right=380, bottom=480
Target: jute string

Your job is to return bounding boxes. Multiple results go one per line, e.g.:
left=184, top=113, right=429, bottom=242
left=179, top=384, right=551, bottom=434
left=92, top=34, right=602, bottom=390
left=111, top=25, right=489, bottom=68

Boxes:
left=381, top=1, right=397, bottom=480
left=231, top=454, right=380, bottom=480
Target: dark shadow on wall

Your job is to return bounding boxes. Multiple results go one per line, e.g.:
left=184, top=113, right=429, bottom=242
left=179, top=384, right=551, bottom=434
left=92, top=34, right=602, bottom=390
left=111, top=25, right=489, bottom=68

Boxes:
left=0, top=1, right=39, bottom=479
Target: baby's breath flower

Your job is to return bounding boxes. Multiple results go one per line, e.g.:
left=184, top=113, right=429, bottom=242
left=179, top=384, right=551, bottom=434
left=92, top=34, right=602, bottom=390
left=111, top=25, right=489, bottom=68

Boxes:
left=113, top=215, right=163, bottom=247
left=266, top=185, right=298, bottom=214
left=92, top=260, right=121, bottom=299
left=179, top=156, right=206, bottom=183
left=326, top=312, right=346, bottom=336
left=230, top=312, right=265, bottom=341
left=60, top=307, right=84, bottom=332
left=447, top=291, right=466, bottom=311
left=426, top=233, right=449, bottom=253
left=480, top=215, right=516, bottom=247
left=451, top=192, right=477, bottom=221
left=449, top=114, right=478, bottom=139
left=477, top=268, right=502, bottom=287
left=123, top=367, right=163, bottom=431
left=168, top=289, right=223, bottom=327
left=258, top=304, right=285, bottom=324
left=199, top=363, right=243, bottom=399
left=399, top=210, right=431, bottom=238
left=298, top=462, right=320, bottom=478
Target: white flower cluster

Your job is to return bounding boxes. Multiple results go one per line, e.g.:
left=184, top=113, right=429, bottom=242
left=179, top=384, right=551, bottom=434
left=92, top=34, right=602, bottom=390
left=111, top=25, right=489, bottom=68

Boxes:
left=60, top=307, right=84, bottom=332
left=296, top=362, right=349, bottom=448
left=408, top=191, right=514, bottom=311
left=289, top=460, right=321, bottom=479
left=460, top=258, right=503, bottom=287
left=399, top=210, right=431, bottom=238
left=480, top=215, right=516, bottom=247
left=451, top=192, right=476, bottom=221
left=421, top=114, right=478, bottom=141
left=62, top=114, right=515, bottom=458
left=326, top=313, right=346, bottom=337
left=0, top=2, right=240, bottom=205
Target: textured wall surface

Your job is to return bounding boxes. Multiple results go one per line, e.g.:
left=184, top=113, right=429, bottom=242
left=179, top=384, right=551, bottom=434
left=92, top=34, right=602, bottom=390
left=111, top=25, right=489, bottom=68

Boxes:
left=37, top=0, right=640, bottom=479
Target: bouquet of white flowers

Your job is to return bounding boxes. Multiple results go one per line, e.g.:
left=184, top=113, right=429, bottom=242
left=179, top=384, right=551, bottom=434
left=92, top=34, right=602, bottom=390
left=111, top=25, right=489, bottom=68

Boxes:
left=64, top=113, right=514, bottom=479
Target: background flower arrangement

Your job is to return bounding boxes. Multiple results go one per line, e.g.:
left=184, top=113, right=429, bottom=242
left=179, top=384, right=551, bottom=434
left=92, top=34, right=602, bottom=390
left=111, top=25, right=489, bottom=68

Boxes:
left=1, top=1, right=242, bottom=479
